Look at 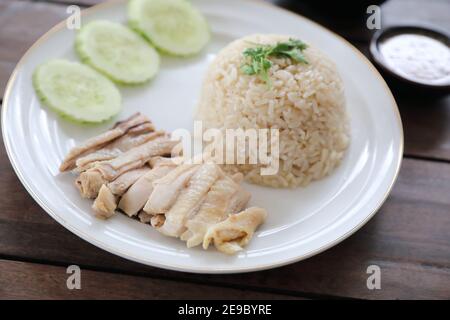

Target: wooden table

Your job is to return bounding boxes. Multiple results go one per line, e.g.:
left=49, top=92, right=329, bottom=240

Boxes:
left=0, top=0, right=449, bottom=300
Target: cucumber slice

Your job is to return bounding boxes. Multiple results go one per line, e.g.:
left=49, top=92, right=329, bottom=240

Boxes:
left=128, top=0, right=210, bottom=56
left=33, top=60, right=122, bottom=123
left=76, top=20, right=160, bottom=84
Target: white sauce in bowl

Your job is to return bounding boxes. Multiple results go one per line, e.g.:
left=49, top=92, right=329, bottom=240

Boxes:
left=379, top=34, right=450, bottom=85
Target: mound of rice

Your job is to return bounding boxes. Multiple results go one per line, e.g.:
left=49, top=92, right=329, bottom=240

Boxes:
left=196, top=34, right=350, bottom=188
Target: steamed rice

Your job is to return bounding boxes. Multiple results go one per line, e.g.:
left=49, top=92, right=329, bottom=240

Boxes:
left=196, top=34, right=350, bottom=188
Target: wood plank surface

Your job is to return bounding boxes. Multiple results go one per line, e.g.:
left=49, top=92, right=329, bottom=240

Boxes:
left=0, top=259, right=299, bottom=299
left=0, top=0, right=449, bottom=300
left=400, top=94, right=450, bottom=160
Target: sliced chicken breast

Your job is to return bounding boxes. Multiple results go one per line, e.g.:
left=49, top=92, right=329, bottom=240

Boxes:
left=75, top=169, right=107, bottom=199
left=74, top=129, right=163, bottom=172
left=181, top=174, right=243, bottom=248
left=149, top=156, right=182, bottom=168
left=151, top=214, right=166, bottom=228
left=156, top=164, right=222, bottom=237
left=61, top=112, right=270, bottom=255
left=107, top=166, right=152, bottom=196
left=138, top=211, right=153, bottom=224
left=74, top=150, right=122, bottom=173
left=143, top=164, right=199, bottom=214
left=94, top=136, right=177, bottom=180
left=203, top=207, right=267, bottom=254
left=226, top=188, right=251, bottom=213
left=60, top=113, right=151, bottom=171
left=92, top=185, right=117, bottom=219
left=118, top=165, right=174, bottom=217
left=76, top=137, right=177, bottom=198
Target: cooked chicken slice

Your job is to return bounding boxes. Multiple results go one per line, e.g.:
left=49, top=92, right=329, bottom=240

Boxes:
left=230, top=173, right=244, bottom=184
left=149, top=156, right=182, bottom=168
left=111, top=113, right=153, bottom=131
left=156, top=164, right=222, bottom=237
left=181, top=174, right=243, bottom=248
left=123, top=121, right=155, bottom=135
left=62, top=112, right=269, bottom=255
left=118, top=165, right=174, bottom=217
left=76, top=137, right=177, bottom=198
left=143, top=164, right=199, bottom=214
left=76, top=166, right=150, bottom=199
left=75, top=170, right=107, bottom=199
left=151, top=214, right=165, bottom=228
left=92, top=185, right=117, bottom=220
left=226, top=188, right=251, bottom=213
left=107, top=166, right=152, bottom=196
left=74, top=130, right=164, bottom=172
left=94, top=136, right=177, bottom=180
left=74, top=150, right=121, bottom=173
left=93, top=123, right=158, bottom=152
left=60, top=113, right=151, bottom=171
left=138, top=211, right=153, bottom=224
left=203, top=207, right=267, bottom=254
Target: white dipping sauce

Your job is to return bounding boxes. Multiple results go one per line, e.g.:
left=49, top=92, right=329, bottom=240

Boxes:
left=379, top=34, right=450, bottom=85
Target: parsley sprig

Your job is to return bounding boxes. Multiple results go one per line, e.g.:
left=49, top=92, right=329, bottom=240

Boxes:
left=241, top=39, right=309, bottom=85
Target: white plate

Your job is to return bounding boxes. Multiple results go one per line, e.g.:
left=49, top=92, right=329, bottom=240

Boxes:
left=1, top=0, right=403, bottom=273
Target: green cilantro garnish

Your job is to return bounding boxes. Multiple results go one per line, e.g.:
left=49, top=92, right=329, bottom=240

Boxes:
left=241, top=38, right=309, bottom=85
